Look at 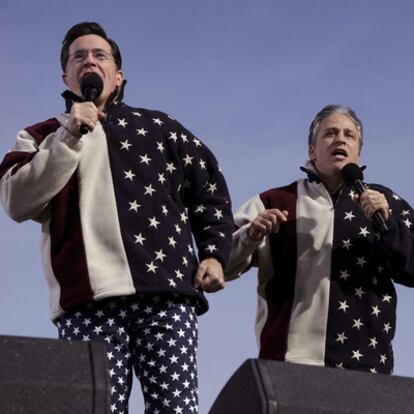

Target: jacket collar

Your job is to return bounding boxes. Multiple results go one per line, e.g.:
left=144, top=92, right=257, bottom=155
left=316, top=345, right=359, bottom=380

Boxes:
left=61, top=79, right=127, bottom=113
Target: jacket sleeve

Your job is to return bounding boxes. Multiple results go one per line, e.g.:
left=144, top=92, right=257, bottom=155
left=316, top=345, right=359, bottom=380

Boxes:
left=375, top=186, right=414, bottom=287
left=225, top=194, right=267, bottom=280
left=172, top=122, right=234, bottom=267
left=0, top=118, right=82, bottom=222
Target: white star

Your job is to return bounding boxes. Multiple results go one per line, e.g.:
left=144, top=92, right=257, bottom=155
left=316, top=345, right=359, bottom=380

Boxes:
left=134, top=233, right=146, bottom=245
left=153, top=118, right=164, bottom=125
left=351, top=349, right=363, bottom=361
left=382, top=294, right=392, bottom=303
left=181, top=133, right=189, bottom=143
left=137, top=128, right=148, bottom=136
left=158, top=173, right=166, bottom=185
left=403, top=218, right=412, bottom=228
left=166, top=162, right=177, bottom=174
left=206, top=244, right=217, bottom=253
left=182, top=256, right=189, bottom=266
left=356, top=256, right=367, bottom=267
left=401, top=210, right=410, bottom=217
left=168, top=236, right=177, bottom=248
left=344, top=211, right=356, bottom=221
left=129, top=200, right=141, bottom=212
left=124, top=170, right=135, bottom=181
left=168, top=132, right=178, bottom=142
left=156, top=141, right=165, bottom=153
left=117, top=118, right=127, bottom=127
left=120, top=139, right=132, bottom=150
left=392, top=193, right=401, bottom=200
left=370, top=368, right=377, bottom=373
left=336, top=332, right=347, bottom=344
left=146, top=261, right=158, bottom=273
left=144, top=184, right=156, bottom=196
left=354, top=287, right=365, bottom=298
left=207, top=182, right=217, bottom=194
left=342, top=239, right=353, bottom=250
left=180, top=212, right=188, bottom=223
left=369, top=337, right=378, bottom=348
left=140, top=154, right=152, bottom=165
left=194, top=204, right=206, bottom=214
left=149, top=216, right=160, bottom=229
left=155, top=249, right=166, bottom=262
left=371, top=305, right=381, bottom=317
left=339, top=270, right=351, bottom=281
left=169, top=278, right=177, bottom=287
left=193, top=137, right=202, bottom=147
left=132, top=111, right=142, bottom=117
left=175, top=269, right=184, bottom=280
left=171, top=372, right=180, bottom=381
left=359, top=227, right=370, bottom=237
left=383, top=322, right=392, bottom=333
left=183, top=154, right=193, bottom=166
left=338, top=300, right=349, bottom=312
left=380, top=354, right=387, bottom=364
left=352, top=318, right=364, bottom=330
left=214, top=208, right=223, bottom=220
left=175, top=224, right=182, bottom=234
left=199, top=159, right=206, bottom=169
left=161, top=205, right=169, bottom=215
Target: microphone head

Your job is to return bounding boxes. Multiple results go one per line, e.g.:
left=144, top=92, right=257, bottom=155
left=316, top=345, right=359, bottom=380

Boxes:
left=80, top=73, right=104, bottom=100
left=341, top=163, right=364, bottom=185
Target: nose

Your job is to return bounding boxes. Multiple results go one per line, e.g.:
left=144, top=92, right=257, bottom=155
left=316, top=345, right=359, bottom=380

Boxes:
left=83, top=50, right=97, bottom=66
left=333, top=131, right=346, bottom=144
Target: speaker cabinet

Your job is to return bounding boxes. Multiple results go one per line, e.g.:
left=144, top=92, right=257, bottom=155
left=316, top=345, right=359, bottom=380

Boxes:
left=210, top=359, right=414, bottom=413
left=0, top=335, right=110, bottom=413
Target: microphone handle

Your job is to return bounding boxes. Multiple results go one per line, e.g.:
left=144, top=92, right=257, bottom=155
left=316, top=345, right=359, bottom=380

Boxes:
left=79, top=88, right=98, bottom=135
left=353, top=180, right=388, bottom=233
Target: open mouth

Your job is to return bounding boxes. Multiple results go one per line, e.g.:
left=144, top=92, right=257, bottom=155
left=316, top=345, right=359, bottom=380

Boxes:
left=331, top=148, right=348, bottom=158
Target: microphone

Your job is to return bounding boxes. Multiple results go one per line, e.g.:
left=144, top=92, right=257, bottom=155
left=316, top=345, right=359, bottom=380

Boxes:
left=341, top=163, right=388, bottom=233
left=79, top=73, right=104, bottom=135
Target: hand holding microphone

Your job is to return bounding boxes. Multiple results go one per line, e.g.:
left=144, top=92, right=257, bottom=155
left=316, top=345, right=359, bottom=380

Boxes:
left=66, top=73, right=105, bottom=139
left=341, top=163, right=389, bottom=233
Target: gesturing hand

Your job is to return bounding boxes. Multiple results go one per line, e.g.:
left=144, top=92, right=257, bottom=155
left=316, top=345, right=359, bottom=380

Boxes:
left=248, top=209, right=289, bottom=242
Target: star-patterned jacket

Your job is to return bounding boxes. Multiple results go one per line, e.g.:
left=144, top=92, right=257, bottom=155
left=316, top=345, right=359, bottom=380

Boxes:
left=0, top=85, right=233, bottom=320
left=226, top=162, right=414, bottom=374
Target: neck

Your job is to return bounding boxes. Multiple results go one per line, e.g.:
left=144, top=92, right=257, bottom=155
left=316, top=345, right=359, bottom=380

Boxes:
left=318, top=171, right=342, bottom=193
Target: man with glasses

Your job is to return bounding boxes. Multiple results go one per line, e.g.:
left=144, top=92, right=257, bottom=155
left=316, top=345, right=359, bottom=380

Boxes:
left=0, top=22, right=233, bottom=413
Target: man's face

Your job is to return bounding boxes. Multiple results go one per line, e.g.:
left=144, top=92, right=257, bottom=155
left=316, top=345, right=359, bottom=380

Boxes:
left=309, top=114, right=361, bottom=178
left=62, top=34, right=123, bottom=110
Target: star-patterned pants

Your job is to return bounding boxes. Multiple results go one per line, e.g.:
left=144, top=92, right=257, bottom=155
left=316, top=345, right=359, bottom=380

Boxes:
left=56, top=294, right=199, bottom=414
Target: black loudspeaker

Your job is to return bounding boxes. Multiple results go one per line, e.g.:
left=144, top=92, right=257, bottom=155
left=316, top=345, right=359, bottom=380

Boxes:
left=209, top=359, right=414, bottom=414
left=0, top=335, right=110, bottom=414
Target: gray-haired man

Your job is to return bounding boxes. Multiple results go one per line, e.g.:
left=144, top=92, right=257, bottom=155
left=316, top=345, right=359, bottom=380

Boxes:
left=226, top=104, right=414, bottom=374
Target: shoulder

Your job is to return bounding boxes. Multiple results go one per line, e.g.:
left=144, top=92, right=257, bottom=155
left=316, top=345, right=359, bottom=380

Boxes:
left=260, top=181, right=298, bottom=207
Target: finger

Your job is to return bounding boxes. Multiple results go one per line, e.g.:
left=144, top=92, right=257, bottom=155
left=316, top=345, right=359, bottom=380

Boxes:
left=201, top=273, right=225, bottom=292
left=193, top=264, right=206, bottom=289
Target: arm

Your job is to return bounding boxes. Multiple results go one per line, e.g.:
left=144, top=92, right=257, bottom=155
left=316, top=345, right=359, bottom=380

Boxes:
left=0, top=102, right=104, bottom=223
left=0, top=120, right=82, bottom=222
left=173, top=123, right=234, bottom=292
left=225, top=195, right=288, bottom=280
left=361, top=186, right=414, bottom=286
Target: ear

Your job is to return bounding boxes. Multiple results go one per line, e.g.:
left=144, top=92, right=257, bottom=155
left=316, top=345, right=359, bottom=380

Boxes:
left=308, top=145, right=316, bottom=162
left=62, top=73, right=68, bottom=87
left=116, top=70, right=124, bottom=87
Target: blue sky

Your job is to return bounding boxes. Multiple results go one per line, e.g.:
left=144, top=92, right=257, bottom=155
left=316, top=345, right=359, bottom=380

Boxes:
left=1, top=0, right=414, bottom=412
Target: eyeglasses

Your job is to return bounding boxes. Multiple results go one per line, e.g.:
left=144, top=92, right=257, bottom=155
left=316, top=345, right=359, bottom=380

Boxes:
left=69, top=48, right=114, bottom=63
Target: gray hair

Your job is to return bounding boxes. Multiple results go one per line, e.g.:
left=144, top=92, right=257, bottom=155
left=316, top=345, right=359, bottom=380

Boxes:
left=308, top=104, right=363, bottom=149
